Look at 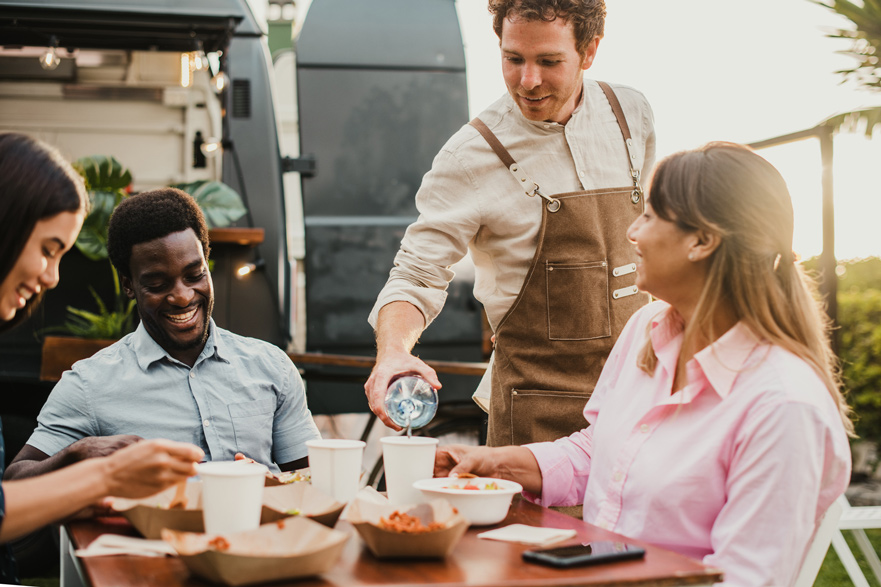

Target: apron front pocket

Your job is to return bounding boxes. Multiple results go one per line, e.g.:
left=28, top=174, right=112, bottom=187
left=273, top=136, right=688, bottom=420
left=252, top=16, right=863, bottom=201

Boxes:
left=511, top=389, right=589, bottom=445
left=546, top=260, right=610, bottom=341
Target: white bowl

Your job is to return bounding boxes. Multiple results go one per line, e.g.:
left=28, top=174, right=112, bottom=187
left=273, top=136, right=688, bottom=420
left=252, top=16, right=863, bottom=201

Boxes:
left=412, top=477, right=523, bottom=525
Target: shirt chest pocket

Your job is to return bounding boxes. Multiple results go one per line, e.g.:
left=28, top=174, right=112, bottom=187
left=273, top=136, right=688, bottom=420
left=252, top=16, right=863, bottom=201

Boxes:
left=228, top=398, right=275, bottom=458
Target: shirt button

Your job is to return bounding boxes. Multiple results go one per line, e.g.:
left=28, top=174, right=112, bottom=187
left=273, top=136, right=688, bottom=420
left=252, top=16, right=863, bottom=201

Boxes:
left=189, top=371, right=195, bottom=378
left=640, top=424, right=650, bottom=433
left=543, top=124, right=550, bottom=129
left=203, top=419, right=210, bottom=427
left=613, top=471, right=624, bottom=482
left=579, top=171, right=585, bottom=178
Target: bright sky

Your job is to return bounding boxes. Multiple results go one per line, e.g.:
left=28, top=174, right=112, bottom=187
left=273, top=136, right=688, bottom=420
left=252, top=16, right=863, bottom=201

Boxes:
left=454, top=0, right=881, bottom=260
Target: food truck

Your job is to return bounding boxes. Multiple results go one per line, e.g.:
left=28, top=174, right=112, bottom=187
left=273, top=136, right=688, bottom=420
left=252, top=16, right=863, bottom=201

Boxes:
left=0, top=0, right=484, bottom=458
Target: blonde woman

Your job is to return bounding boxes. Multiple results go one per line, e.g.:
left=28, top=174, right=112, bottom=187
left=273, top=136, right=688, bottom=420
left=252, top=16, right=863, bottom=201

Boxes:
left=436, top=142, right=852, bottom=586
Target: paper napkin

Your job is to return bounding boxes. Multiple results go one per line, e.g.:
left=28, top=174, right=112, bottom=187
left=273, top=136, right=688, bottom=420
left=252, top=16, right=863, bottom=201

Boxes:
left=75, top=534, right=177, bottom=558
left=477, top=524, right=577, bottom=546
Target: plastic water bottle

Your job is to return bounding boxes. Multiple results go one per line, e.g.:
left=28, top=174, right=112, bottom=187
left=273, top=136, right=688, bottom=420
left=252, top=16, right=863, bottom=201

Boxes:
left=384, top=375, right=438, bottom=434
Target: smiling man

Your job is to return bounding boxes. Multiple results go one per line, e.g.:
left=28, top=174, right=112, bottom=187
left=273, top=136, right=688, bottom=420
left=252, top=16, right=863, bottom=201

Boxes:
left=365, top=0, right=656, bottom=448
left=5, top=188, right=320, bottom=481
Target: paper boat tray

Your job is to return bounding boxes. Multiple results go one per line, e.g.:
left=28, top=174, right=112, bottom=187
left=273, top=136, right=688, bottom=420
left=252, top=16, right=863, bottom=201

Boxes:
left=113, top=481, right=344, bottom=539
left=348, top=497, right=468, bottom=559
left=162, top=516, right=348, bottom=586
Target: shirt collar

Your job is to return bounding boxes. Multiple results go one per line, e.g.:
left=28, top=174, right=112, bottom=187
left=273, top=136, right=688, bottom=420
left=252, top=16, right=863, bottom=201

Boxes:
left=649, top=307, right=763, bottom=399
left=133, top=318, right=226, bottom=371
left=693, top=322, right=763, bottom=399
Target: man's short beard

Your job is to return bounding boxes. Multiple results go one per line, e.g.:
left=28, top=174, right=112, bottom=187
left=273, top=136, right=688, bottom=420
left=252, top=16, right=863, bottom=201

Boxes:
left=143, top=297, right=214, bottom=354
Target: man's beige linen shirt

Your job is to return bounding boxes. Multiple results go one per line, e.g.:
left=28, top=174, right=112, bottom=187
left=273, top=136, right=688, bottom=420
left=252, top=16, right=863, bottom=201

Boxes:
left=369, top=79, right=655, bottom=404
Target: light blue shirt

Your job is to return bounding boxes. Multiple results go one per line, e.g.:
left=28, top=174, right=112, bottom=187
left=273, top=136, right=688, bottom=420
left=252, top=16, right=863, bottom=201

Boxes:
left=28, top=320, right=320, bottom=472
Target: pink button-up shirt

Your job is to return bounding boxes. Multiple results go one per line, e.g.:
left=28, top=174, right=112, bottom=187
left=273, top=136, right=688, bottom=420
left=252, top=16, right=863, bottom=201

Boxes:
left=527, top=301, right=851, bottom=586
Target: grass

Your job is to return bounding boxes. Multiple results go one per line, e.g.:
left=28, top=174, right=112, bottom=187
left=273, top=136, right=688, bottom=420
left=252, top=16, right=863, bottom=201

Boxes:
left=18, top=529, right=881, bottom=587
left=815, top=528, right=881, bottom=587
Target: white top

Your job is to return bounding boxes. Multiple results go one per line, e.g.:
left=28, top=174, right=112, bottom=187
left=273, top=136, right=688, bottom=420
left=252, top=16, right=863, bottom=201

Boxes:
left=369, top=79, right=656, bottom=405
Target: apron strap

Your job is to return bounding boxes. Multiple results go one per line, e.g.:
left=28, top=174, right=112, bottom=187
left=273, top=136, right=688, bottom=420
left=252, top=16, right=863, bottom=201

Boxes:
left=597, top=81, right=632, bottom=141
left=470, top=118, right=516, bottom=168
left=469, top=118, right=561, bottom=212
left=597, top=81, right=644, bottom=202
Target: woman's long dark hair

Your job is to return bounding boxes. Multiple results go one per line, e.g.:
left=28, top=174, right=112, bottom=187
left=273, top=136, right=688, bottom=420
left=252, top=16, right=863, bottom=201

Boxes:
left=0, top=132, right=88, bottom=333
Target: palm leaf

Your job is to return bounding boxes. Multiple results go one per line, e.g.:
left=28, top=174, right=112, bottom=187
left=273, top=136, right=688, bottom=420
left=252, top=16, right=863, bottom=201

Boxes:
left=73, top=155, right=132, bottom=191
left=169, top=180, right=247, bottom=228
left=823, top=106, right=881, bottom=136
left=812, top=0, right=881, bottom=91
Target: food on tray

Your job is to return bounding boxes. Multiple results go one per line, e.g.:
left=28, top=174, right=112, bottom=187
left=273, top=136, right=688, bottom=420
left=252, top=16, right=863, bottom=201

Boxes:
left=207, top=536, right=230, bottom=551
left=285, top=508, right=301, bottom=516
left=273, top=470, right=311, bottom=484
left=380, top=511, right=446, bottom=534
left=444, top=481, right=501, bottom=490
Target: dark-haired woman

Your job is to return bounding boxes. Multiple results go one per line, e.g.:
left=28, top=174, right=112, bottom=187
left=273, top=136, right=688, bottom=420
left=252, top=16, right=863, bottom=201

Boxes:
left=0, top=132, right=203, bottom=583
left=435, top=142, right=852, bottom=586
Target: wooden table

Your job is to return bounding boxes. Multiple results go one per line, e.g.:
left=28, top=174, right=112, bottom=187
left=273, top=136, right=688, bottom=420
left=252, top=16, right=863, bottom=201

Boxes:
left=61, top=499, right=723, bottom=587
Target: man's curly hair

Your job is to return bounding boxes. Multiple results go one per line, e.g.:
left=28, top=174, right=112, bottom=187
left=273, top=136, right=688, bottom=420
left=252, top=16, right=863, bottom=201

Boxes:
left=488, top=0, right=605, bottom=56
left=107, top=187, right=211, bottom=278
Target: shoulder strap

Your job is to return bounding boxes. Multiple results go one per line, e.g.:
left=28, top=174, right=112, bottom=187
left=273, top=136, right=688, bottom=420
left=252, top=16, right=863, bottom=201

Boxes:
left=469, top=118, right=516, bottom=168
left=468, top=118, right=560, bottom=210
left=596, top=81, right=632, bottom=141
left=596, top=81, right=643, bottom=202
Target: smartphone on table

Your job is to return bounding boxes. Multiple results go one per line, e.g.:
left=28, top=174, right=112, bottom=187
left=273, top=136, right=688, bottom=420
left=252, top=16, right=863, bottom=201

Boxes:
left=522, top=541, right=646, bottom=568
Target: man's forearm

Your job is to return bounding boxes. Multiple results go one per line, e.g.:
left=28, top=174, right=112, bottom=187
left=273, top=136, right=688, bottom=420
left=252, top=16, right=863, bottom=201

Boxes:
left=5, top=445, right=78, bottom=481
left=374, top=301, right=427, bottom=359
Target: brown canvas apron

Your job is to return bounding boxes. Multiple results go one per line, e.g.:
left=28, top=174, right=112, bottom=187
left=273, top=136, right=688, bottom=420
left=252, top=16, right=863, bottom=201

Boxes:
left=472, top=82, right=650, bottom=448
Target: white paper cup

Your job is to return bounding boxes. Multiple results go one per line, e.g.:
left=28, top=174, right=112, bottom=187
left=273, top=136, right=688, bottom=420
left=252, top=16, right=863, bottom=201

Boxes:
left=198, top=461, right=267, bottom=535
left=306, top=439, right=366, bottom=503
left=380, top=436, right=439, bottom=507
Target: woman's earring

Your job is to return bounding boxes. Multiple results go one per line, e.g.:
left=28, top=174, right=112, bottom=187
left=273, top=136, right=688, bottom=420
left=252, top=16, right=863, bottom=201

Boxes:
left=688, top=253, right=696, bottom=262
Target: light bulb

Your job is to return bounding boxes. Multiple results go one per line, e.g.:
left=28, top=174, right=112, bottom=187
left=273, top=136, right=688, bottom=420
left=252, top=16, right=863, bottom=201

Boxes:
left=236, top=259, right=265, bottom=279
left=180, top=53, right=192, bottom=88
left=211, top=71, right=229, bottom=94
left=200, top=138, right=223, bottom=157
left=40, top=47, right=60, bottom=70
left=192, top=50, right=209, bottom=72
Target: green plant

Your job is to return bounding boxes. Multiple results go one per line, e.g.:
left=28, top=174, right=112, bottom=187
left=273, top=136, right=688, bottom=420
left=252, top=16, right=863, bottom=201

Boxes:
left=59, top=155, right=247, bottom=340
left=811, top=0, right=881, bottom=136
left=802, top=256, right=881, bottom=460
left=839, top=287, right=881, bottom=450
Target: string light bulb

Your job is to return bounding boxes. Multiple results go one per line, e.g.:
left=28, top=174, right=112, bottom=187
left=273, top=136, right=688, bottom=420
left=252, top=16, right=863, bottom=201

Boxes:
left=180, top=53, right=192, bottom=88
left=211, top=71, right=229, bottom=94
left=39, top=37, right=61, bottom=70
left=236, top=258, right=265, bottom=279
left=192, top=48, right=209, bottom=72
left=200, top=138, right=223, bottom=157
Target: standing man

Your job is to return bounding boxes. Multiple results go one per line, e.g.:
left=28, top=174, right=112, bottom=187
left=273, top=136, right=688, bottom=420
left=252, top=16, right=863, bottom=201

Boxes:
left=365, top=0, right=655, bottom=447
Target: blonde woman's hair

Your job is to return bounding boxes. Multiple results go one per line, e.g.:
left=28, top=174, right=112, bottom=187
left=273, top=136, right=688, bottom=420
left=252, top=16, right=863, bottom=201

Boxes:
left=637, top=142, right=853, bottom=435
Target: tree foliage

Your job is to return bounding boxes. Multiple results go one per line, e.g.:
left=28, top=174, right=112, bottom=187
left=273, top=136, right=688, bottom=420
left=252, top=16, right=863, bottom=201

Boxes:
left=814, top=0, right=881, bottom=90
left=839, top=287, right=881, bottom=449
left=813, top=0, right=881, bottom=136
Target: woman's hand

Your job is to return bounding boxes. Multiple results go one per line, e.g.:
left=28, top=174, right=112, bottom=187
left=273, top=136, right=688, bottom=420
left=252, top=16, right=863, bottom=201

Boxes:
left=102, top=439, right=204, bottom=499
left=435, top=444, right=543, bottom=494
left=435, top=444, right=498, bottom=478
